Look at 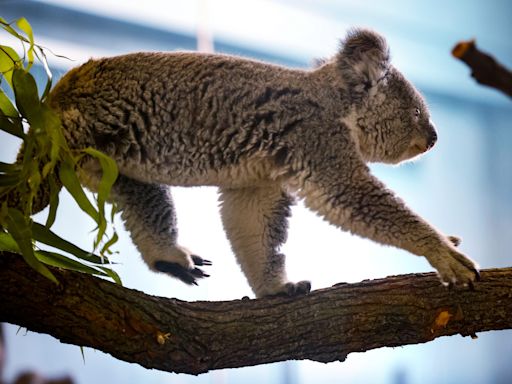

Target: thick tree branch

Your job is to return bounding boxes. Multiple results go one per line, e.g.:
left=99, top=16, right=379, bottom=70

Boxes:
left=452, top=40, right=512, bottom=97
left=1, top=252, right=511, bottom=375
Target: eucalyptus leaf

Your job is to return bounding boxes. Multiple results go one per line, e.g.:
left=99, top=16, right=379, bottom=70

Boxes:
left=6, top=208, right=58, bottom=284
left=0, top=230, right=20, bottom=252
left=31, top=221, right=109, bottom=265
left=12, top=68, right=40, bottom=122
left=100, top=232, right=118, bottom=256
left=16, top=18, right=34, bottom=69
left=0, top=173, right=20, bottom=186
left=83, top=147, right=118, bottom=247
left=99, top=265, right=122, bottom=285
left=35, top=250, right=109, bottom=277
left=0, top=18, right=25, bottom=43
left=59, top=161, right=99, bottom=223
left=0, top=161, right=21, bottom=173
left=0, top=88, right=20, bottom=117
left=0, top=45, right=21, bottom=87
left=45, top=175, right=59, bottom=228
left=0, top=112, right=24, bottom=138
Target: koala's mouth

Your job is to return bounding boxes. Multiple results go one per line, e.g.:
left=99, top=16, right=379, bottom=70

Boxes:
left=394, top=140, right=432, bottom=164
left=412, top=143, right=428, bottom=155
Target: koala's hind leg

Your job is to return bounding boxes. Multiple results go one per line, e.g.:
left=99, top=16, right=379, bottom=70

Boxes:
left=110, top=175, right=211, bottom=285
left=219, top=185, right=311, bottom=298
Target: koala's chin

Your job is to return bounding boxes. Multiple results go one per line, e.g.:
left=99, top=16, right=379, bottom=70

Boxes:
left=392, top=135, right=436, bottom=165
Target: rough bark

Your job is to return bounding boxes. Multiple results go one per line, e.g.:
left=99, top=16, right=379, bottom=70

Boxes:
left=1, top=252, right=511, bottom=375
left=452, top=40, right=512, bottom=97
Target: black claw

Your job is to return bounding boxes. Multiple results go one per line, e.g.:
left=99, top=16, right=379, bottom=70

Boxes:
left=447, top=281, right=454, bottom=290
left=190, top=267, right=210, bottom=279
left=191, top=255, right=213, bottom=266
left=468, top=280, right=475, bottom=291
left=154, top=260, right=209, bottom=285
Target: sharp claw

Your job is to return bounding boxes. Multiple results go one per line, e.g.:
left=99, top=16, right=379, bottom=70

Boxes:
left=190, top=268, right=210, bottom=279
left=468, top=280, right=475, bottom=291
left=473, top=268, right=481, bottom=282
left=191, top=255, right=213, bottom=266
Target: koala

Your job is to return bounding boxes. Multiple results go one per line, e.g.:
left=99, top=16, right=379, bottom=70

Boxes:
left=41, top=28, right=478, bottom=298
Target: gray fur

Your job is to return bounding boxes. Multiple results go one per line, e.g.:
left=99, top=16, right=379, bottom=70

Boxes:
left=47, top=28, right=478, bottom=297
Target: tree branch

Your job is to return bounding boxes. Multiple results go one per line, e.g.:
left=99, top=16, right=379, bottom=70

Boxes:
left=1, top=251, right=511, bottom=375
left=452, top=40, right=512, bottom=97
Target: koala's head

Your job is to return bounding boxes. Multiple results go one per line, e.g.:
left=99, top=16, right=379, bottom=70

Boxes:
left=336, top=28, right=437, bottom=164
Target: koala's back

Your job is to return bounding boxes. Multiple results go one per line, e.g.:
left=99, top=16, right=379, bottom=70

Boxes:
left=50, top=52, right=315, bottom=186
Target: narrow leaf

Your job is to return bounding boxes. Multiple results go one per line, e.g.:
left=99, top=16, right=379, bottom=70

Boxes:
left=6, top=208, right=58, bottom=283
left=45, top=175, right=59, bottom=228
left=12, top=68, right=40, bottom=122
left=0, top=45, right=21, bottom=87
left=0, top=161, right=21, bottom=173
left=0, top=174, right=20, bottom=186
left=59, top=161, right=99, bottom=223
left=0, top=18, right=25, bottom=42
left=0, top=230, right=20, bottom=252
left=99, top=266, right=122, bottom=285
left=16, top=18, right=34, bottom=69
left=0, top=112, right=24, bottom=138
left=31, top=221, right=108, bottom=265
left=35, top=250, right=109, bottom=276
left=100, top=232, right=118, bottom=255
left=0, top=88, right=19, bottom=117
left=83, top=147, right=118, bottom=246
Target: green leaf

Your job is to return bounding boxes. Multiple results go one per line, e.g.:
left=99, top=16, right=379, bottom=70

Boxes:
left=80, top=346, right=86, bottom=364
left=31, top=221, right=108, bottom=265
left=40, top=104, right=65, bottom=175
left=100, top=232, right=118, bottom=255
left=0, top=230, right=20, bottom=252
left=0, top=88, right=19, bottom=117
left=83, top=147, right=118, bottom=247
left=45, top=175, right=59, bottom=228
left=38, top=47, right=53, bottom=100
left=5, top=208, right=58, bottom=284
left=0, top=18, right=25, bottom=42
left=0, top=45, right=21, bottom=87
left=59, top=161, right=99, bottom=223
left=35, top=250, right=108, bottom=276
left=16, top=18, right=34, bottom=69
left=12, top=68, right=40, bottom=122
left=99, top=265, right=122, bottom=285
left=0, top=173, right=20, bottom=186
left=0, top=112, right=24, bottom=139
left=0, top=161, right=21, bottom=173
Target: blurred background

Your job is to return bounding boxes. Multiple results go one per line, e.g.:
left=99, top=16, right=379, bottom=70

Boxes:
left=1, top=0, right=512, bottom=383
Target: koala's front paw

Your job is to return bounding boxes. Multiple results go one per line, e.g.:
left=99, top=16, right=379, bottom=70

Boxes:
left=154, top=255, right=212, bottom=285
left=427, top=246, right=480, bottom=288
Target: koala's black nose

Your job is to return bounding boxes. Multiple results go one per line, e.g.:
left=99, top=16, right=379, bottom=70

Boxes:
left=427, top=130, right=437, bottom=149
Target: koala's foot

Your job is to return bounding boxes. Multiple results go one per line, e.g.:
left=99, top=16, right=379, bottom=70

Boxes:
left=261, top=280, right=312, bottom=298
left=427, top=246, right=480, bottom=288
left=153, top=246, right=212, bottom=285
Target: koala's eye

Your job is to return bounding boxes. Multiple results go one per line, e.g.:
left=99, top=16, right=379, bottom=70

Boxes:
left=414, top=108, right=421, bottom=117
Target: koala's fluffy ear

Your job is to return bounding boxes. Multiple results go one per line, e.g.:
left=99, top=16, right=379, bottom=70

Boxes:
left=337, top=28, right=390, bottom=94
